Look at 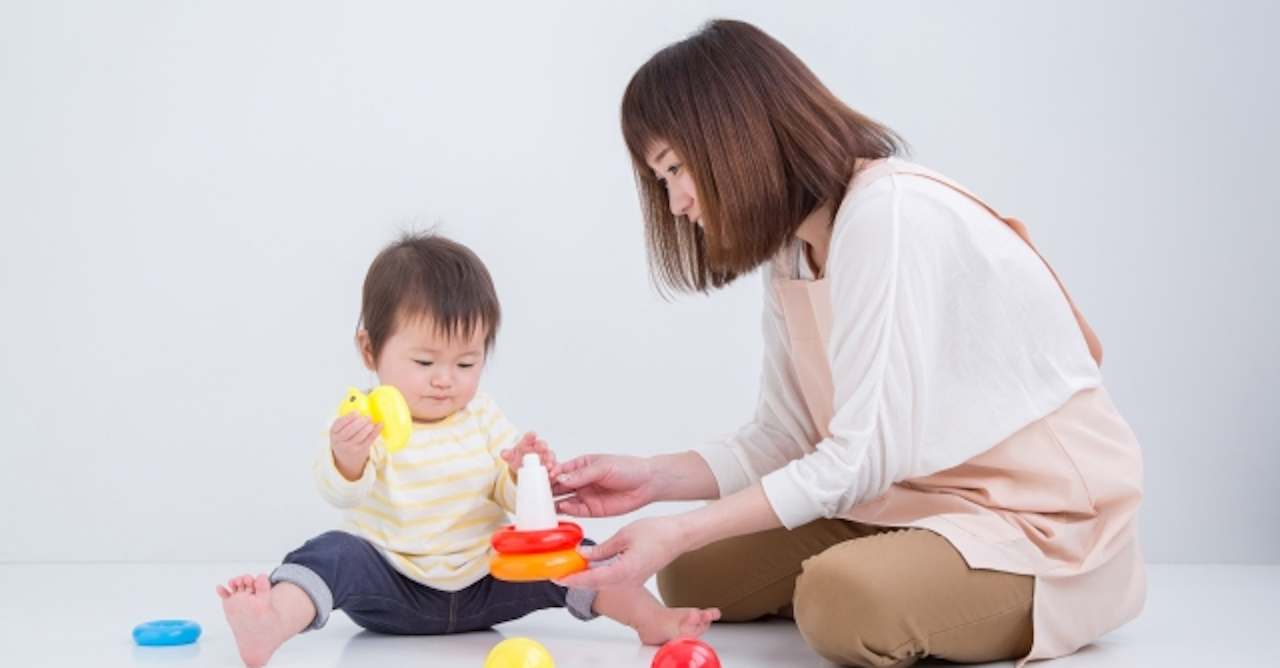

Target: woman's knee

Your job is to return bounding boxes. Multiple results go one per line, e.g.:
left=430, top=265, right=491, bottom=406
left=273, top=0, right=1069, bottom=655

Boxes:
left=793, top=544, right=910, bottom=667
left=660, top=522, right=876, bottom=620
left=656, top=542, right=724, bottom=609
left=793, top=529, right=1033, bottom=667
left=657, top=538, right=794, bottom=620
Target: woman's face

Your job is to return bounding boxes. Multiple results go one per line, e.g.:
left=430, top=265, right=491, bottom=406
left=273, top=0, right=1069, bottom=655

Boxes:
left=645, top=142, right=702, bottom=226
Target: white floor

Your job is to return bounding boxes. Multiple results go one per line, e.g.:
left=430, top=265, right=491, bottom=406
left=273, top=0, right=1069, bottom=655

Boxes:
left=0, top=563, right=1275, bottom=667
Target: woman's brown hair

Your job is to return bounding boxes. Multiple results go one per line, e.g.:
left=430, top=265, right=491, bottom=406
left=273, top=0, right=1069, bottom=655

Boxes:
left=359, top=231, right=500, bottom=362
left=622, top=19, right=904, bottom=293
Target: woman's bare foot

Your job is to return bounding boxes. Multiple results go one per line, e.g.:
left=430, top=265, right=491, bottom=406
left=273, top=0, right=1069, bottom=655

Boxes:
left=217, top=574, right=293, bottom=667
left=635, top=606, right=721, bottom=646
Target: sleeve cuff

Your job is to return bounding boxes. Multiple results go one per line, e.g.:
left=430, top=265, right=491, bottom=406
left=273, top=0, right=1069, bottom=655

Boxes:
left=692, top=441, right=753, bottom=499
left=497, top=463, right=518, bottom=513
left=315, top=447, right=375, bottom=504
left=326, top=450, right=374, bottom=486
left=760, top=466, right=824, bottom=530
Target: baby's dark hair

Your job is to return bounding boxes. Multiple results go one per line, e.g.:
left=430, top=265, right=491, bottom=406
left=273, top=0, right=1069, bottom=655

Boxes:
left=359, top=231, right=500, bottom=363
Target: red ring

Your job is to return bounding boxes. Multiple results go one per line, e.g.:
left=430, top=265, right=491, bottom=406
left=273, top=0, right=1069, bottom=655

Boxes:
left=491, top=521, right=584, bottom=554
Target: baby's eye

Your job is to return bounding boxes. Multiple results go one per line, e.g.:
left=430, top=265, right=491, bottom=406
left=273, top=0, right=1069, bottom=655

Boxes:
left=415, top=360, right=433, bottom=367
left=458, top=362, right=475, bottom=369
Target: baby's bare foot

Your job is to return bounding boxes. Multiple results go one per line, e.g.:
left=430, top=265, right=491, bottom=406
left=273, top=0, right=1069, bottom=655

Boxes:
left=218, top=574, right=288, bottom=667
left=637, top=607, right=721, bottom=646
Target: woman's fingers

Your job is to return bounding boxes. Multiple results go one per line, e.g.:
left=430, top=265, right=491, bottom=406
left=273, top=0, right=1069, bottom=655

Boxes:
left=551, top=455, right=603, bottom=492
left=577, top=536, right=620, bottom=562
left=555, top=539, right=641, bottom=590
left=555, top=496, right=591, bottom=517
left=543, top=450, right=560, bottom=478
left=554, top=519, right=679, bottom=591
left=554, top=559, right=632, bottom=590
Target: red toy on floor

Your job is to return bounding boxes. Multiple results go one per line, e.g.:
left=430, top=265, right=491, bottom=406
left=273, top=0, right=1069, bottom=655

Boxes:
left=651, top=637, right=721, bottom=668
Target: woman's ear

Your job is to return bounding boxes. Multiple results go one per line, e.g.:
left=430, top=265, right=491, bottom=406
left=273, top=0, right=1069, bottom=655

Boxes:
left=356, top=330, right=377, bottom=371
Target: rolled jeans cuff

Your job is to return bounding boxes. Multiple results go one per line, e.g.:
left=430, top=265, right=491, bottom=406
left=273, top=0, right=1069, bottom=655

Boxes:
left=565, top=587, right=598, bottom=621
left=270, top=563, right=333, bottom=631
left=564, top=550, right=622, bottom=622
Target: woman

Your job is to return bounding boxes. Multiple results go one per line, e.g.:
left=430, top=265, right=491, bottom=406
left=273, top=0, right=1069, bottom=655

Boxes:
left=553, top=19, right=1144, bottom=668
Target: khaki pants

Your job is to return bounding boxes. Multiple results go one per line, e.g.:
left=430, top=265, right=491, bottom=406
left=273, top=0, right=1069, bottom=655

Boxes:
left=657, top=521, right=1033, bottom=667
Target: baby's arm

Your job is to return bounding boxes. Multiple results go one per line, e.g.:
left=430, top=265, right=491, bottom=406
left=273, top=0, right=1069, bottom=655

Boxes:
left=500, top=431, right=559, bottom=477
left=314, top=413, right=380, bottom=508
left=330, top=413, right=380, bottom=481
left=493, top=431, right=558, bottom=513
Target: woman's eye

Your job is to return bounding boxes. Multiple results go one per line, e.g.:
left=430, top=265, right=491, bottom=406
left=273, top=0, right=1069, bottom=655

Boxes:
left=667, top=163, right=681, bottom=175
left=655, top=177, right=668, bottom=188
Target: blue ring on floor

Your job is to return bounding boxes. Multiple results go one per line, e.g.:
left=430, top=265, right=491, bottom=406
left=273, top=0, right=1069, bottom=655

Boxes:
left=132, top=619, right=201, bottom=646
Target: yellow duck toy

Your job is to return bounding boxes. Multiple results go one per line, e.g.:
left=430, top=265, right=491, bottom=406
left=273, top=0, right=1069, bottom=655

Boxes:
left=338, top=386, right=412, bottom=453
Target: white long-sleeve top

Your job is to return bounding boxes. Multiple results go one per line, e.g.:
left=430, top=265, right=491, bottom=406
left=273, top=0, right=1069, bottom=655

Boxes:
left=695, top=167, right=1102, bottom=529
left=314, top=391, right=520, bottom=591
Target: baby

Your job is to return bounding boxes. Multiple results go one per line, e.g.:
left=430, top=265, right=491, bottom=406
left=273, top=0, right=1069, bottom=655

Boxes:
left=216, top=232, right=717, bottom=666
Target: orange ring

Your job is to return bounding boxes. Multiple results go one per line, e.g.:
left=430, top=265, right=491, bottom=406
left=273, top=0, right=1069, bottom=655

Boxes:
left=491, top=522, right=584, bottom=554
left=490, top=548, right=588, bottom=582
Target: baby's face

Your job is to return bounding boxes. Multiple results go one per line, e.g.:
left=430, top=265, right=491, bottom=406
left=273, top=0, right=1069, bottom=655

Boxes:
left=370, top=317, right=487, bottom=423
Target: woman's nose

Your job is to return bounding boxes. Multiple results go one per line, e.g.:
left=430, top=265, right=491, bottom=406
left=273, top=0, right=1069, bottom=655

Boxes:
left=667, top=182, right=693, bottom=217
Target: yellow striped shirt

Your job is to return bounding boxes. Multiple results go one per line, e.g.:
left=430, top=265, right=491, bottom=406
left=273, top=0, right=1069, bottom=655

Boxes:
left=314, top=391, right=520, bottom=591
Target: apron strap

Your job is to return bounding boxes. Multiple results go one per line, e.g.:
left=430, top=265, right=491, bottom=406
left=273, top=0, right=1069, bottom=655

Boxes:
left=849, top=160, right=1104, bottom=366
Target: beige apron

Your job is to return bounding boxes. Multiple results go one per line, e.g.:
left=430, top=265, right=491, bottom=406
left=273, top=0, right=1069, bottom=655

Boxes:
left=774, top=160, right=1145, bottom=664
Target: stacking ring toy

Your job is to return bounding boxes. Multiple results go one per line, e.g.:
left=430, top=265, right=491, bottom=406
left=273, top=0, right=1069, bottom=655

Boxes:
left=491, top=522, right=584, bottom=554
left=132, top=619, right=201, bottom=646
left=490, top=548, right=587, bottom=582
left=339, top=386, right=412, bottom=453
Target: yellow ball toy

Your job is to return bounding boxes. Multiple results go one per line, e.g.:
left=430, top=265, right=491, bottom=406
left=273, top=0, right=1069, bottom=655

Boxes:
left=483, top=637, right=555, bottom=668
left=338, top=386, right=412, bottom=453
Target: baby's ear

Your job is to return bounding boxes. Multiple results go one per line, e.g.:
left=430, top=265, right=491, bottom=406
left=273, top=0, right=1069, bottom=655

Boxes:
left=355, top=330, right=376, bottom=371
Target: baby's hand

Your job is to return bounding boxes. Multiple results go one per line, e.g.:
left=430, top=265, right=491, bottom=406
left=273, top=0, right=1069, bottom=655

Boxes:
left=330, top=412, right=380, bottom=481
left=501, top=431, right=559, bottom=478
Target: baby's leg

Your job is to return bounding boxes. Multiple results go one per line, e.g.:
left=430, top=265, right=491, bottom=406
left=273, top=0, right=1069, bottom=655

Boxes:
left=451, top=576, right=584, bottom=632
left=217, top=530, right=377, bottom=666
left=592, top=586, right=721, bottom=645
left=448, top=568, right=716, bottom=643
left=217, top=574, right=314, bottom=667
left=271, top=530, right=455, bottom=635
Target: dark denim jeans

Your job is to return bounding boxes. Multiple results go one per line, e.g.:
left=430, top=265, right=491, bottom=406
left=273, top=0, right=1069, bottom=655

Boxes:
left=275, top=530, right=576, bottom=635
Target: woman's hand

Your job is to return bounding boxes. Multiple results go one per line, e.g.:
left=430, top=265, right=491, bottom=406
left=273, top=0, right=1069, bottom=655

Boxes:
left=330, top=413, right=380, bottom=481
left=556, top=484, right=784, bottom=591
left=551, top=454, right=658, bottom=518
left=500, top=431, right=558, bottom=477
left=553, top=515, right=688, bottom=590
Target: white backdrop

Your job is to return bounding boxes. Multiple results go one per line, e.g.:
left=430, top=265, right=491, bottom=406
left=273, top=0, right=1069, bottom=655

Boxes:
left=1, top=1, right=1276, bottom=564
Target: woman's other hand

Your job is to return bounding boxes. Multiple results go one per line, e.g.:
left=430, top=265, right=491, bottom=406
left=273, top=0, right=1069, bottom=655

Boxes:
left=553, top=515, right=687, bottom=590
left=554, top=451, right=723, bottom=517
left=556, top=483, right=783, bottom=591
left=552, top=454, right=657, bottom=517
